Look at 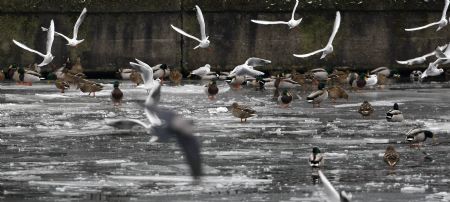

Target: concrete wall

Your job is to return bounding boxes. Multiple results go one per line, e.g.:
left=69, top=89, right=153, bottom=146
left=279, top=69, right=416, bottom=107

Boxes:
left=0, top=0, right=449, bottom=75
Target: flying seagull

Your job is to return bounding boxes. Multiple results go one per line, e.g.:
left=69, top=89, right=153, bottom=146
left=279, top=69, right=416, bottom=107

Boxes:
left=318, top=170, right=352, bottom=202
left=129, top=59, right=161, bottom=92
left=42, top=8, right=87, bottom=47
left=171, top=5, right=210, bottom=49
left=251, top=0, right=302, bottom=29
left=229, top=57, right=271, bottom=77
left=405, top=0, right=449, bottom=32
left=293, top=11, right=341, bottom=59
left=106, top=83, right=202, bottom=181
left=396, top=44, right=448, bottom=65
left=422, top=59, right=445, bottom=79
left=13, top=20, right=55, bottom=67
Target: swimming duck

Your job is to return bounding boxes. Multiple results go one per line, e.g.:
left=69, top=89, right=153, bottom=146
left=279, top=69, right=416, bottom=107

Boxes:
left=278, top=89, right=293, bottom=108
left=309, top=147, right=324, bottom=168
left=111, top=81, right=123, bottom=106
left=55, top=79, right=70, bottom=93
left=205, top=80, right=219, bottom=100
left=405, top=128, right=435, bottom=147
left=169, top=69, right=183, bottom=86
left=13, top=67, right=41, bottom=85
left=383, top=145, right=400, bottom=168
left=358, top=101, right=374, bottom=117
left=229, top=102, right=256, bottom=122
left=307, top=83, right=328, bottom=108
left=129, top=70, right=144, bottom=86
left=78, top=79, right=103, bottom=96
left=386, top=103, right=404, bottom=122
left=327, top=86, right=348, bottom=103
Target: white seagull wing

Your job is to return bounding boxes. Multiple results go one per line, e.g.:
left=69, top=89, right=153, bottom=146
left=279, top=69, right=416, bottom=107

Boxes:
left=231, top=66, right=264, bottom=77
left=405, top=21, right=441, bottom=31
left=293, top=48, right=326, bottom=58
left=195, top=5, right=207, bottom=40
left=41, top=27, right=72, bottom=42
left=46, top=20, right=55, bottom=54
left=291, top=0, right=299, bottom=20
left=318, top=170, right=341, bottom=202
left=327, top=11, right=341, bottom=46
left=396, top=60, right=410, bottom=65
left=251, top=20, right=289, bottom=25
left=171, top=24, right=202, bottom=43
left=441, top=0, right=450, bottom=20
left=144, top=82, right=162, bottom=126
left=12, top=40, right=45, bottom=58
left=130, top=60, right=154, bottom=85
left=73, top=7, right=87, bottom=39
left=245, top=57, right=272, bottom=67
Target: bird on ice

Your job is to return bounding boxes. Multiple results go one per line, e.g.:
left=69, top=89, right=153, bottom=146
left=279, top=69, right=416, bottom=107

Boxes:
left=251, top=0, right=302, bottom=29
left=129, top=59, right=161, bottom=92
left=405, top=0, right=449, bottom=32
left=171, top=5, right=210, bottom=49
left=13, top=20, right=55, bottom=67
left=229, top=57, right=271, bottom=77
left=293, top=11, right=341, bottom=59
left=41, top=8, right=87, bottom=47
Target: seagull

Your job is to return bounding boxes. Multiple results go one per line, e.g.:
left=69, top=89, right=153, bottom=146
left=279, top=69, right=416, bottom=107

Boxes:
left=405, top=0, right=449, bottom=32
left=293, top=11, right=341, bottom=59
left=13, top=20, right=55, bottom=67
left=396, top=44, right=448, bottom=65
left=171, top=5, right=210, bottom=49
left=106, top=83, right=202, bottom=181
left=251, top=0, right=302, bottom=29
left=318, top=170, right=352, bottom=202
left=42, top=8, right=87, bottom=47
left=129, top=59, right=161, bottom=92
left=421, top=61, right=445, bottom=79
left=189, top=64, right=212, bottom=78
left=229, top=57, right=271, bottom=77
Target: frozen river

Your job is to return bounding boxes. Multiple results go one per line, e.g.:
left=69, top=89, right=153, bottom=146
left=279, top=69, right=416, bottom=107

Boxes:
left=0, top=80, right=449, bottom=201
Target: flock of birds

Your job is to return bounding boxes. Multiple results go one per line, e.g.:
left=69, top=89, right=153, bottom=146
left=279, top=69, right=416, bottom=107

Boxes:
left=0, top=1, right=447, bottom=201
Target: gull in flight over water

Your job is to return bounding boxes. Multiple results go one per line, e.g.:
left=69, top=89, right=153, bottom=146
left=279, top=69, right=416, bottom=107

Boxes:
left=13, top=20, right=55, bottom=67
left=405, top=0, right=449, bottom=32
left=129, top=59, right=161, bottom=93
left=171, top=5, right=210, bottom=49
left=42, top=8, right=87, bottom=47
left=229, top=57, right=271, bottom=77
left=293, top=11, right=341, bottom=59
left=251, top=0, right=302, bottom=29
left=318, top=170, right=352, bottom=202
left=396, top=44, right=448, bottom=65
left=421, top=48, right=450, bottom=79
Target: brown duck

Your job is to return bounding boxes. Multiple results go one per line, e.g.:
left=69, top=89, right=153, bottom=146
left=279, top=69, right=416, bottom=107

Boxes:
left=205, top=80, right=219, bottom=100
left=278, top=89, right=293, bottom=108
left=79, top=79, right=103, bottom=96
left=358, top=100, right=374, bottom=117
left=55, top=79, right=70, bottom=93
left=111, top=81, right=124, bottom=106
left=130, top=70, right=144, bottom=86
left=327, top=86, right=348, bottom=103
left=169, top=69, right=183, bottom=86
left=0, top=70, right=5, bottom=81
left=229, top=102, right=256, bottom=122
left=383, top=145, right=399, bottom=168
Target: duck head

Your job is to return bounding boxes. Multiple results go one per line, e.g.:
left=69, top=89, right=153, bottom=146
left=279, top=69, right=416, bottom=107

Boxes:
left=113, top=81, right=120, bottom=88
left=393, top=103, right=399, bottom=110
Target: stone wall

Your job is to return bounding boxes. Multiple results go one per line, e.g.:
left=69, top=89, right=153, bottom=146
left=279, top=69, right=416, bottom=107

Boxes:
left=0, top=0, right=449, bottom=75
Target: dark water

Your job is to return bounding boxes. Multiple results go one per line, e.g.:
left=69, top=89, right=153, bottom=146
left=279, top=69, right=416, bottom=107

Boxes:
left=0, top=81, right=449, bottom=201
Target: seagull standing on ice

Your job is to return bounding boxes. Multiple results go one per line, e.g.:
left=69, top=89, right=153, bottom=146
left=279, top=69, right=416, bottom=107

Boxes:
left=293, top=11, right=341, bottom=59
left=251, top=0, right=302, bottom=29
left=189, top=64, right=212, bottom=78
left=405, top=0, right=449, bottom=32
left=42, top=8, right=87, bottom=47
left=129, top=59, right=161, bottom=92
left=171, top=5, right=210, bottom=49
left=13, top=20, right=55, bottom=67
left=229, top=57, right=271, bottom=77
left=396, top=45, right=448, bottom=65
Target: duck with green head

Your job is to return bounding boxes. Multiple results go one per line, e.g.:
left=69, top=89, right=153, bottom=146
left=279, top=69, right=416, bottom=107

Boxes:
left=307, top=83, right=328, bottom=108
left=13, top=67, right=41, bottom=86
left=309, top=147, right=324, bottom=168
left=351, top=73, right=366, bottom=91
left=111, top=81, right=124, bottom=106
left=205, top=80, right=219, bottom=100
left=278, top=89, right=293, bottom=108
left=386, top=103, right=404, bottom=122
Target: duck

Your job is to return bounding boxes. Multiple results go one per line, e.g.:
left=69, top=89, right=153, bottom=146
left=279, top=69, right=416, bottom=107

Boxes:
left=331, top=69, right=349, bottom=85
left=78, top=79, right=103, bottom=96
left=229, top=102, right=256, bottom=122
left=365, top=74, right=378, bottom=87
left=111, top=81, right=123, bottom=106
left=169, top=69, right=183, bottom=86
left=307, top=83, right=328, bottom=108
left=309, top=68, right=329, bottom=82
left=327, top=86, right=348, bottom=103
left=346, top=72, right=358, bottom=87
left=405, top=128, right=435, bottom=147
left=71, top=57, right=83, bottom=74
left=352, top=73, right=367, bottom=90
left=278, top=89, right=293, bottom=108
left=0, top=70, right=5, bottom=81
left=13, top=67, right=41, bottom=85
left=117, top=68, right=133, bottom=80
left=383, top=145, right=400, bottom=168
left=55, top=79, right=70, bottom=93
left=251, top=75, right=266, bottom=91
left=153, top=64, right=170, bottom=81
left=204, top=80, right=219, bottom=100
left=370, top=66, right=391, bottom=77
left=309, top=147, right=324, bottom=168
left=227, top=75, right=246, bottom=89
left=274, top=75, right=301, bottom=89
left=291, top=70, right=314, bottom=93
left=386, top=103, right=404, bottom=122
left=358, top=101, right=374, bottom=117
left=129, top=70, right=144, bottom=86
left=410, top=70, right=423, bottom=83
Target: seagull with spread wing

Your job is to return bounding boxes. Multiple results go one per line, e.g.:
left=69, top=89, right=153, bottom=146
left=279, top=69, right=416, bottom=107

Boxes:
left=13, top=20, right=55, bottom=67
left=229, top=57, right=271, bottom=77
left=293, top=11, right=341, bottom=59
left=106, top=83, right=202, bottom=181
left=396, top=44, right=448, bottom=65
left=42, top=8, right=87, bottom=47
left=129, top=59, right=161, bottom=92
left=171, top=5, right=210, bottom=49
left=318, top=170, right=352, bottom=202
left=405, top=0, right=449, bottom=32
left=251, top=0, right=302, bottom=29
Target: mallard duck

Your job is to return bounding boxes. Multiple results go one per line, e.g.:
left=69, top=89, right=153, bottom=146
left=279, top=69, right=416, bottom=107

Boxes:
left=153, top=64, right=170, bottom=81
left=346, top=72, right=358, bottom=86
left=13, top=67, right=41, bottom=85
left=278, top=89, right=293, bottom=108
left=111, top=81, right=123, bottom=106
left=383, top=145, right=399, bottom=168
left=309, top=68, right=329, bottom=82
left=79, top=79, right=103, bottom=96
left=358, top=101, right=374, bottom=117
left=205, top=80, right=219, bottom=100
left=331, top=69, right=349, bottom=85
left=229, top=102, right=256, bottom=122
left=307, top=83, right=328, bottom=108
left=386, top=103, right=404, bottom=122
left=251, top=75, right=266, bottom=91
left=327, top=86, right=348, bottom=103
left=0, top=70, right=5, bottom=81
left=410, top=70, right=423, bottom=83
left=405, top=129, right=435, bottom=147
left=129, top=70, right=144, bottom=86
left=72, top=57, right=83, bottom=74
left=227, top=75, right=246, bottom=89
left=63, top=72, right=85, bottom=88
left=117, top=68, right=133, bottom=80
left=274, top=75, right=301, bottom=89
left=352, top=73, right=366, bottom=90
left=309, top=147, right=324, bottom=168
left=169, top=69, right=183, bottom=85
left=55, top=79, right=69, bottom=93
